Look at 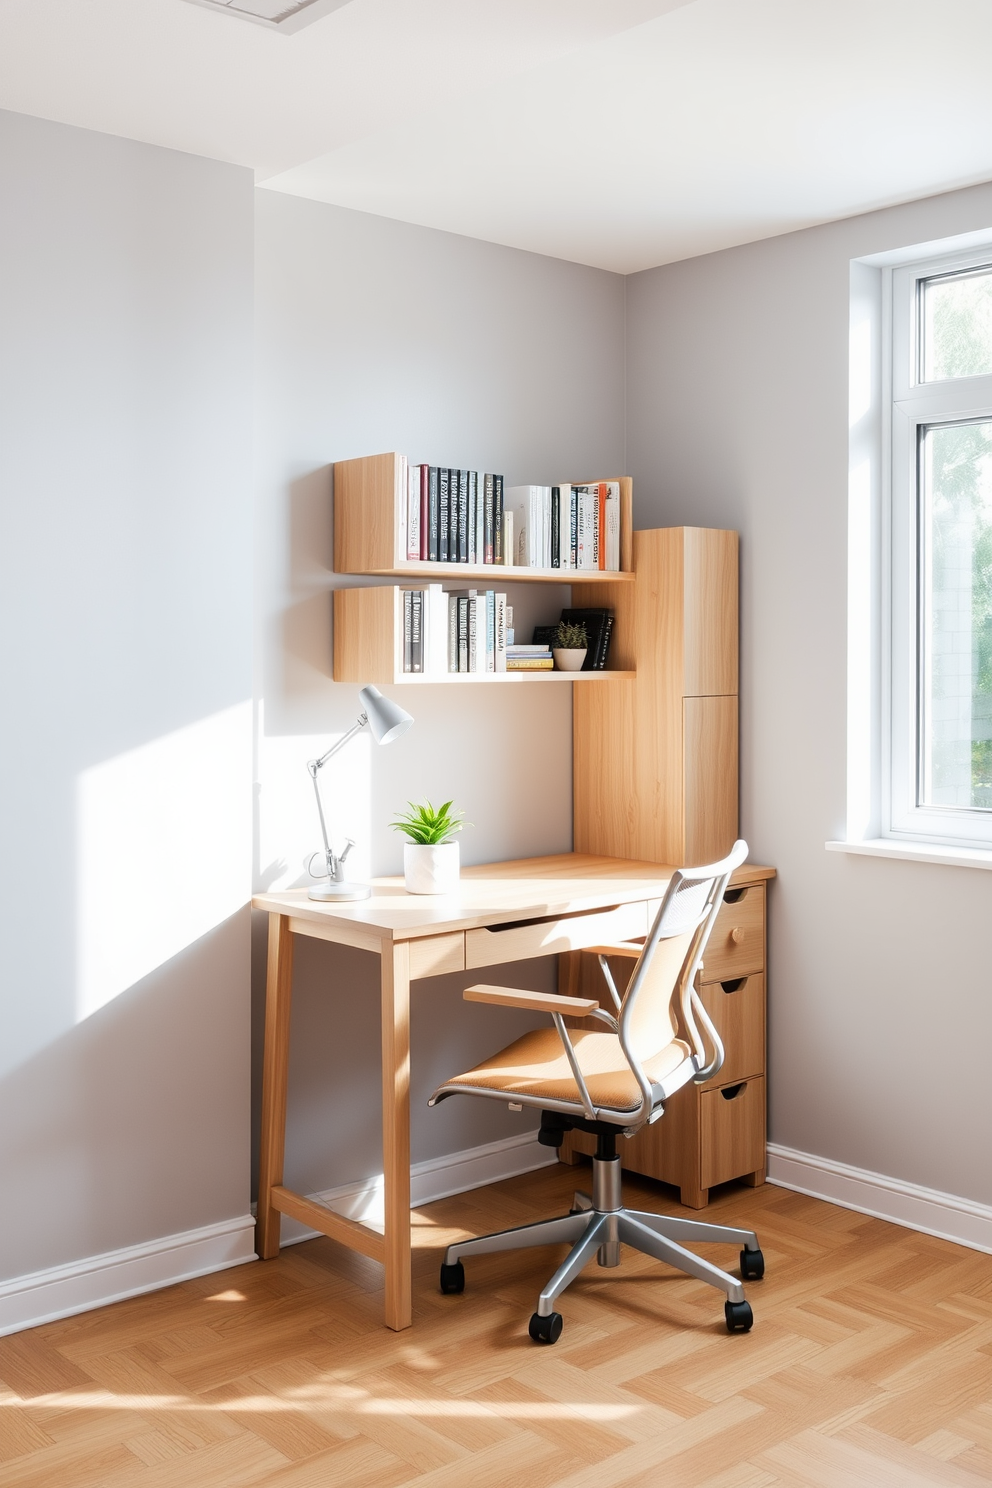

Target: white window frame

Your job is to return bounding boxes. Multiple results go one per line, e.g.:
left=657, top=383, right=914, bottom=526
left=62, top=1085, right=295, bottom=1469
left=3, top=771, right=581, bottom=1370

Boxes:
left=885, top=245, right=992, bottom=850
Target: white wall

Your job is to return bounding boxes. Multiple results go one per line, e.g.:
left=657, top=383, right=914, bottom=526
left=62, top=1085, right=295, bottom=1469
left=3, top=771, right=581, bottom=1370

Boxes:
left=626, top=181, right=992, bottom=1204
left=0, top=111, right=254, bottom=1290
left=253, top=191, right=625, bottom=1189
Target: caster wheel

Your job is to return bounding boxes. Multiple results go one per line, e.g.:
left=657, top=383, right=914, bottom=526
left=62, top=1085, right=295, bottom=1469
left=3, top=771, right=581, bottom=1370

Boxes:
left=725, top=1300, right=753, bottom=1333
left=439, top=1261, right=465, bottom=1295
left=740, top=1247, right=764, bottom=1281
left=528, top=1311, right=563, bottom=1344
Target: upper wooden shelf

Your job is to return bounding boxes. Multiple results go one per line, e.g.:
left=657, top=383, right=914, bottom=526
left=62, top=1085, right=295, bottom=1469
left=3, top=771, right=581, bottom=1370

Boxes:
left=333, top=452, right=634, bottom=582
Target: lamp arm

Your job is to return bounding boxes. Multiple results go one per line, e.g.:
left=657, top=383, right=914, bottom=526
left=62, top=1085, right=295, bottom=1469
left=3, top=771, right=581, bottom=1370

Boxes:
left=307, top=712, right=369, bottom=876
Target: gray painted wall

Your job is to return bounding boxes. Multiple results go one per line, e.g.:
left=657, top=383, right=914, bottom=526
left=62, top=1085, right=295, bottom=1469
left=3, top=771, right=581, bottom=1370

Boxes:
left=253, top=191, right=625, bottom=1193
left=0, top=111, right=254, bottom=1281
left=626, top=181, right=992, bottom=1203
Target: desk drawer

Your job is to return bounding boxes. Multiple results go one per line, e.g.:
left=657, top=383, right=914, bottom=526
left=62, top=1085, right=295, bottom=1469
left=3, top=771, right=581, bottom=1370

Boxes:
left=465, top=901, right=648, bottom=971
left=700, top=1076, right=765, bottom=1190
left=696, top=973, right=765, bottom=1089
left=699, top=885, right=764, bottom=984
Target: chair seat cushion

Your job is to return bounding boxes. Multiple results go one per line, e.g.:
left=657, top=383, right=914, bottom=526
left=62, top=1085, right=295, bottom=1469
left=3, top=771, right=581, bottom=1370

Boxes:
left=439, top=1027, right=691, bottom=1112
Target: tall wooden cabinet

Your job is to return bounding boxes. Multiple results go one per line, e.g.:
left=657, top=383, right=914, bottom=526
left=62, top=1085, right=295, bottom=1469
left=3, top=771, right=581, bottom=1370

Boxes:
left=561, top=526, right=773, bottom=1207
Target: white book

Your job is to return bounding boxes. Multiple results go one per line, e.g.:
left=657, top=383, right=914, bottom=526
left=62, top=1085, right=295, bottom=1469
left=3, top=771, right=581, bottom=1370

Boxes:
left=604, top=481, right=620, bottom=571
left=543, top=486, right=552, bottom=568
left=407, top=464, right=421, bottom=561
left=502, top=511, right=514, bottom=568
left=475, top=472, right=485, bottom=567
left=398, top=454, right=409, bottom=561
left=426, top=584, right=447, bottom=675
left=494, top=592, right=507, bottom=671
left=471, top=593, right=488, bottom=674
left=504, top=485, right=547, bottom=567
left=576, top=485, right=599, bottom=569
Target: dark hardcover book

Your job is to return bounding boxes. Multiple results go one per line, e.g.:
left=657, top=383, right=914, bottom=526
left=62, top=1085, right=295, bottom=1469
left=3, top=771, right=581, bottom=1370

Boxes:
left=596, top=613, right=614, bottom=670
left=458, top=468, right=469, bottom=563
left=403, top=590, right=413, bottom=673
left=569, top=487, right=578, bottom=568
left=494, top=474, right=504, bottom=564
left=448, top=468, right=459, bottom=562
left=427, top=466, right=439, bottom=562
left=469, top=469, right=479, bottom=564
left=560, top=607, right=610, bottom=672
left=532, top=624, right=558, bottom=648
left=448, top=593, right=458, bottom=671
left=438, top=468, right=450, bottom=563
left=457, top=596, right=469, bottom=672
left=419, top=465, right=430, bottom=561
left=483, top=473, right=495, bottom=563
left=410, top=589, right=423, bottom=673
left=551, top=487, right=560, bottom=569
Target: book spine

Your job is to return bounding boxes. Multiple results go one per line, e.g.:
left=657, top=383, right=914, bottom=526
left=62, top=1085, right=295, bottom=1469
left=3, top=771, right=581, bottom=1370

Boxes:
left=467, top=470, right=476, bottom=565
left=448, top=593, right=458, bottom=672
left=420, top=464, right=430, bottom=562
left=458, top=469, right=469, bottom=562
left=551, top=487, right=560, bottom=569
left=483, top=473, right=494, bottom=564
left=503, top=510, right=514, bottom=570
left=474, top=471, right=483, bottom=565
left=494, top=592, right=507, bottom=671
left=570, top=486, right=578, bottom=569
left=427, top=466, right=439, bottom=563
left=596, top=613, right=614, bottom=670
left=410, top=589, right=423, bottom=672
left=403, top=590, right=412, bottom=673
left=605, top=482, right=620, bottom=572
left=438, top=468, right=450, bottom=563
left=494, top=475, right=504, bottom=564
left=485, top=589, right=495, bottom=672
left=407, top=466, right=421, bottom=561
left=457, top=596, right=469, bottom=672
left=598, top=482, right=607, bottom=570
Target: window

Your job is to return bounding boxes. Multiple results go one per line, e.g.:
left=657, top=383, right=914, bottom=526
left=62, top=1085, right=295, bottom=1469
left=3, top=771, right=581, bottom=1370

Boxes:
left=887, top=250, right=992, bottom=848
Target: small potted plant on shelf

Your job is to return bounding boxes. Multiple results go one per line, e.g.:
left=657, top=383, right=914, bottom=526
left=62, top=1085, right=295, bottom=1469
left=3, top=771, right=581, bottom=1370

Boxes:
left=552, top=619, right=588, bottom=672
left=391, top=798, right=467, bottom=894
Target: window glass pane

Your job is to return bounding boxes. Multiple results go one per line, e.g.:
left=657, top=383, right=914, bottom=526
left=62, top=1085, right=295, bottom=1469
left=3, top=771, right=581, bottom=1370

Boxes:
left=922, top=268, right=992, bottom=381
left=920, top=421, right=992, bottom=810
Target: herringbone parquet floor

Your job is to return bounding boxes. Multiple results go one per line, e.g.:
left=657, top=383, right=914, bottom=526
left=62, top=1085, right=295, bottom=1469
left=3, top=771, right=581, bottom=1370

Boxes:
left=3, top=1164, right=992, bottom=1487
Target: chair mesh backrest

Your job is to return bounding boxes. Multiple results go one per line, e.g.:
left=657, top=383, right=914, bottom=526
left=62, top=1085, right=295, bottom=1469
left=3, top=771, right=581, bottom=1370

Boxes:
left=619, top=843, right=747, bottom=1064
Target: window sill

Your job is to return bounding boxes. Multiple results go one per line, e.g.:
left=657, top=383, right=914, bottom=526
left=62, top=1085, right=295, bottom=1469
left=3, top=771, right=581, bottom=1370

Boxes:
left=825, top=838, right=992, bottom=870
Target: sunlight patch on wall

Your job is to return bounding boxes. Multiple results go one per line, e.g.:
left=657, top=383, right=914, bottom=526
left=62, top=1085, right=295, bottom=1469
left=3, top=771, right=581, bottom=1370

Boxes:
left=256, top=700, right=372, bottom=892
left=76, top=702, right=252, bottom=1021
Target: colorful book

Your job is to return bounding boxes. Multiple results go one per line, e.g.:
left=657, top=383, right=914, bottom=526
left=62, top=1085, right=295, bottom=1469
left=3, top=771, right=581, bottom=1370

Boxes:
left=494, top=475, right=504, bottom=564
left=428, top=466, right=439, bottom=562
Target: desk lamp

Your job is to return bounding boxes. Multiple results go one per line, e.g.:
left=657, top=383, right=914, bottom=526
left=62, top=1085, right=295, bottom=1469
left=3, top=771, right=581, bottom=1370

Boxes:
left=307, top=685, right=413, bottom=901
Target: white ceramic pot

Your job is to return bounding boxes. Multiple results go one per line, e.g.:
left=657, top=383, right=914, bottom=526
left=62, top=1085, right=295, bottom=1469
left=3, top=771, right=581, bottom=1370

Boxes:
left=403, top=841, right=460, bottom=894
left=552, top=647, right=587, bottom=672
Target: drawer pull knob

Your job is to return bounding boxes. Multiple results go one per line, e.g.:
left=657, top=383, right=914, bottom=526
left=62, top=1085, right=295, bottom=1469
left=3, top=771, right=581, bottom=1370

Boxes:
left=721, top=1082, right=747, bottom=1101
left=730, top=927, right=744, bottom=945
left=721, top=977, right=746, bottom=993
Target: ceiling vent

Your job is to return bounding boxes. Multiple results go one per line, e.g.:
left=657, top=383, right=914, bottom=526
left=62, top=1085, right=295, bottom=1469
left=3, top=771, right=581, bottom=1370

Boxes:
left=183, top=0, right=354, bottom=32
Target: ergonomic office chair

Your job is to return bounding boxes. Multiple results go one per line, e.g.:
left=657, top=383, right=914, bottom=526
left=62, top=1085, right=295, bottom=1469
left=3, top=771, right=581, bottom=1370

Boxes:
left=428, top=840, right=763, bottom=1343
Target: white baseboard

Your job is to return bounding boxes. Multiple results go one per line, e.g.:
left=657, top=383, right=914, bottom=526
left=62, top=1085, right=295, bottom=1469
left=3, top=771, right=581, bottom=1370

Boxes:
left=276, top=1129, right=557, bottom=1245
left=0, top=1214, right=256, bottom=1339
left=767, top=1143, right=992, bottom=1255
left=1, top=1132, right=556, bottom=1337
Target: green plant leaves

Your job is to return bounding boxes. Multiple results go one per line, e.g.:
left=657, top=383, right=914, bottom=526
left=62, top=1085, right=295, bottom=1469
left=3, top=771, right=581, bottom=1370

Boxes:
left=389, top=798, right=467, bottom=845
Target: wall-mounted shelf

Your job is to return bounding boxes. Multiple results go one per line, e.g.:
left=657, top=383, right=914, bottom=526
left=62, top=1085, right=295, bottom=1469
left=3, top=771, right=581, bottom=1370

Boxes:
left=333, top=452, right=634, bottom=581
left=333, top=585, right=635, bottom=685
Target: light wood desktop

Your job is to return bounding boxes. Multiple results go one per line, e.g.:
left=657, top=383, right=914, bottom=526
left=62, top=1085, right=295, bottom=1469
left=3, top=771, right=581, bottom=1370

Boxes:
left=253, top=852, right=770, bottom=1331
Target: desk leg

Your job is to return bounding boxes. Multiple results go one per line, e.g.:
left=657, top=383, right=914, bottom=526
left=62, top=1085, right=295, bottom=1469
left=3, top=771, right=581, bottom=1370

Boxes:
left=256, top=913, right=295, bottom=1260
left=381, top=940, right=412, bottom=1331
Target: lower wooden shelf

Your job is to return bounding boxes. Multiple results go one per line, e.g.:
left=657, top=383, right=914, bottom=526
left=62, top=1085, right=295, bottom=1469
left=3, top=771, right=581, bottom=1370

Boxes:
left=333, top=584, right=634, bottom=684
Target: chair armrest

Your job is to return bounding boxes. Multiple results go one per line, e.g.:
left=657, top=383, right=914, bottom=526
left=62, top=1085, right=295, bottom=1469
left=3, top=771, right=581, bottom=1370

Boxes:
left=463, top=984, right=600, bottom=1015
left=587, top=941, right=643, bottom=958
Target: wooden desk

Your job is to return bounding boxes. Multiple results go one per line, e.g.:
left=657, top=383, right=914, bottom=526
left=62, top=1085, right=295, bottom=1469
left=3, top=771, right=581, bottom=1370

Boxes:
left=253, top=852, right=771, bottom=1331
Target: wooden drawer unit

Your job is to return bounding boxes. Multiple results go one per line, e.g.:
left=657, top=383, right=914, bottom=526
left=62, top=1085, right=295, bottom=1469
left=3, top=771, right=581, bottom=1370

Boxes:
left=559, top=872, right=770, bottom=1208
left=465, top=901, right=648, bottom=970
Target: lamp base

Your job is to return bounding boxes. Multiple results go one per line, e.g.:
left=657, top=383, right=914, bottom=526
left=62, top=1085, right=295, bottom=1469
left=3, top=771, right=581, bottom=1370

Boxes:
left=307, top=880, right=372, bottom=902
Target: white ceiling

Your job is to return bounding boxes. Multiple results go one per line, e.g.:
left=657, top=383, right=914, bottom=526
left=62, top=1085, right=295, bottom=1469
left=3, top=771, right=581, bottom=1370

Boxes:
left=3, top=0, right=992, bottom=272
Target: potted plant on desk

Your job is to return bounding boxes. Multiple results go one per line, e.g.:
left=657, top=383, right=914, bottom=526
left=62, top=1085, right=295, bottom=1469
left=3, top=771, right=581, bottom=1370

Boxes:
left=391, top=798, right=467, bottom=894
left=552, top=619, right=588, bottom=672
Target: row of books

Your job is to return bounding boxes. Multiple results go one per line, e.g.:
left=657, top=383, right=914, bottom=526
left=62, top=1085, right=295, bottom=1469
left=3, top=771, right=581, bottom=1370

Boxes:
left=398, top=456, right=622, bottom=572
left=402, top=585, right=510, bottom=674
left=401, top=590, right=616, bottom=675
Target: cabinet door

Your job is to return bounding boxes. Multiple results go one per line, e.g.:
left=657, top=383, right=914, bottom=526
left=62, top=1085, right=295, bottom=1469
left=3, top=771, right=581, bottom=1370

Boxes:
left=700, top=1077, right=765, bottom=1190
